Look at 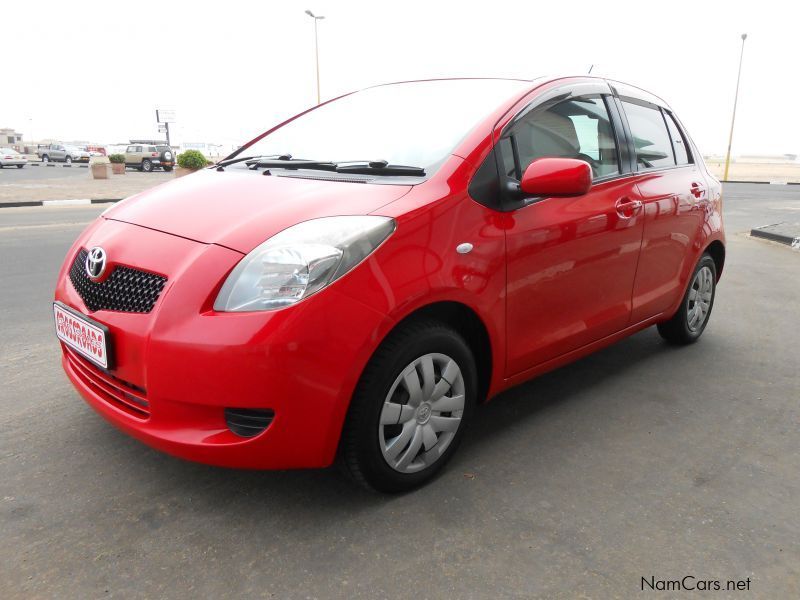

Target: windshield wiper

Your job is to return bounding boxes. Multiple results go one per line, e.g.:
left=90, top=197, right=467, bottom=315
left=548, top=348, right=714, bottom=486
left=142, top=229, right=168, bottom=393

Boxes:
left=334, top=160, right=426, bottom=176
left=220, top=155, right=425, bottom=177
left=216, top=154, right=294, bottom=168
left=248, top=158, right=338, bottom=171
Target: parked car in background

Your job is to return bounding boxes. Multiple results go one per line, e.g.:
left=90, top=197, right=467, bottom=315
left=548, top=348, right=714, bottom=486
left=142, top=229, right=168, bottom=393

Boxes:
left=65, top=146, right=91, bottom=162
left=37, top=143, right=87, bottom=164
left=124, top=144, right=174, bottom=172
left=0, top=147, right=27, bottom=168
left=54, top=77, right=724, bottom=492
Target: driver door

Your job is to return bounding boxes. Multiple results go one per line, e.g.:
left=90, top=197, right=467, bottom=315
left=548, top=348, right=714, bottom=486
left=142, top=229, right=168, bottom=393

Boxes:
left=502, top=89, right=645, bottom=375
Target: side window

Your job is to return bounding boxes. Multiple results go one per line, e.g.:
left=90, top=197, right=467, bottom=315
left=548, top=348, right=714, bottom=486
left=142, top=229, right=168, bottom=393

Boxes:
left=136, top=146, right=142, bottom=152
left=621, top=100, right=675, bottom=170
left=148, top=146, right=157, bottom=152
left=664, top=111, right=691, bottom=165
left=504, top=95, right=620, bottom=179
left=126, top=146, right=135, bottom=153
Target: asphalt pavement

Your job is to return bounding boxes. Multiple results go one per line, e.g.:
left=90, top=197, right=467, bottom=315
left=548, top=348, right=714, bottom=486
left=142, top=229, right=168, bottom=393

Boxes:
left=0, top=184, right=798, bottom=598
left=0, top=162, right=91, bottom=182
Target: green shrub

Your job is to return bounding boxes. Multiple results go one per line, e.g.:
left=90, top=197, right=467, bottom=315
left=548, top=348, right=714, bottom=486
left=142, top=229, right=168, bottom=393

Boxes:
left=108, top=154, right=125, bottom=164
left=177, top=150, right=207, bottom=171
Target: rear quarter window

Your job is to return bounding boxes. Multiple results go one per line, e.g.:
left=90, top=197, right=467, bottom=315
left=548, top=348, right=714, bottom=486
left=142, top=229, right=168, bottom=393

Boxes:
left=664, top=112, right=691, bottom=165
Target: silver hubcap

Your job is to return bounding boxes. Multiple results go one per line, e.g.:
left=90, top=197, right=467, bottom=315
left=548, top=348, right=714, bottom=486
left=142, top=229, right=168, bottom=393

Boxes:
left=687, top=266, right=713, bottom=332
left=379, top=353, right=465, bottom=474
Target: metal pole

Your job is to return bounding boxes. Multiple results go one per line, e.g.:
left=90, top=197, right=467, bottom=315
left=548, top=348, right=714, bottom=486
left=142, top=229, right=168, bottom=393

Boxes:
left=314, top=18, right=321, bottom=104
left=165, top=122, right=171, bottom=151
left=723, top=34, right=747, bottom=182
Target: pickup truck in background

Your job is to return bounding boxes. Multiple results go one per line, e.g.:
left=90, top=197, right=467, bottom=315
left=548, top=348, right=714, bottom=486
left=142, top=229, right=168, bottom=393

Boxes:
left=37, top=144, right=90, bottom=164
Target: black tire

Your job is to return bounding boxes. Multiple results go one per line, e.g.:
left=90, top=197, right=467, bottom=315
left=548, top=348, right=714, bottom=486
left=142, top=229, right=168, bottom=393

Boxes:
left=65, top=156, right=72, bottom=165
left=163, top=166, right=173, bottom=172
left=16, top=164, right=24, bottom=169
left=657, top=254, right=717, bottom=345
left=41, top=155, right=49, bottom=163
left=340, top=320, right=477, bottom=493
left=142, top=159, right=153, bottom=172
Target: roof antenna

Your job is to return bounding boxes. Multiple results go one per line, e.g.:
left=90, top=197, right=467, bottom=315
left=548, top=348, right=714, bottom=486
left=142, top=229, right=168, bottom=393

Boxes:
left=588, top=64, right=595, bottom=74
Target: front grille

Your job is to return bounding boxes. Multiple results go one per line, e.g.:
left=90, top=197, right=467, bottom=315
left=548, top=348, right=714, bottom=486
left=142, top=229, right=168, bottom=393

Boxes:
left=69, top=248, right=167, bottom=313
left=65, top=348, right=150, bottom=418
left=224, top=408, right=275, bottom=438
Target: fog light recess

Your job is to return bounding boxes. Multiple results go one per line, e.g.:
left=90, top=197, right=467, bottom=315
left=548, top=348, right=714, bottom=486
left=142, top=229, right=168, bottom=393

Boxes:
left=224, top=408, right=275, bottom=438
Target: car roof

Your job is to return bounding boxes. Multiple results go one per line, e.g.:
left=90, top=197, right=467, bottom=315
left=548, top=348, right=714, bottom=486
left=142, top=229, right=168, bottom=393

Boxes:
left=368, top=76, right=672, bottom=111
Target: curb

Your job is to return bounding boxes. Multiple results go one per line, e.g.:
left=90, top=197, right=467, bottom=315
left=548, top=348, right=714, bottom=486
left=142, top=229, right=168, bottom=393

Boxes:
left=20, top=163, right=88, bottom=168
left=750, top=223, right=800, bottom=248
left=722, top=180, right=800, bottom=185
left=0, top=198, right=120, bottom=209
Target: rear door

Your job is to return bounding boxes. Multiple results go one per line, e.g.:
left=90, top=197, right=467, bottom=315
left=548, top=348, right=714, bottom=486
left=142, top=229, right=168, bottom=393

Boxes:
left=502, top=83, right=646, bottom=375
left=616, top=97, right=709, bottom=322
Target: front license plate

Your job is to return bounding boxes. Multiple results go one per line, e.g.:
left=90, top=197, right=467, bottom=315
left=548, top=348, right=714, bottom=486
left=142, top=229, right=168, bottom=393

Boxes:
left=53, top=301, right=113, bottom=369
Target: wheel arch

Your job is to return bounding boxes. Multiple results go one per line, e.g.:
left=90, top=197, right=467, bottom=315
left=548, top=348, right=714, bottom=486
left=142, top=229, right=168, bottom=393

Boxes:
left=704, top=240, right=725, bottom=280
left=380, top=301, right=494, bottom=404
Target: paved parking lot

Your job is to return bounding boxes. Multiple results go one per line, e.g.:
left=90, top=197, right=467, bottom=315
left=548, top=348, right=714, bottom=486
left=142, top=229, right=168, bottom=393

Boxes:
left=0, top=183, right=798, bottom=598
left=0, top=162, right=92, bottom=182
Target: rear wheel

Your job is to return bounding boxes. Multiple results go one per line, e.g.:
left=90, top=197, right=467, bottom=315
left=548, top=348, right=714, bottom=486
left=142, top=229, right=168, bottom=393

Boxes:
left=657, top=254, right=717, bottom=345
left=16, top=164, right=24, bottom=169
left=141, top=159, right=153, bottom=172
left=340, top=320, right=476, bottom=493
left=163, top=166, right=173, bottom=172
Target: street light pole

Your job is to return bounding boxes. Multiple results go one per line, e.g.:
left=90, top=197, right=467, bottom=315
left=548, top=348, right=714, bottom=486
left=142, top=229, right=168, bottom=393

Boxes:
left=723, top=33, right=748, bottom=182
left=305, top=9, right=325, bottom=104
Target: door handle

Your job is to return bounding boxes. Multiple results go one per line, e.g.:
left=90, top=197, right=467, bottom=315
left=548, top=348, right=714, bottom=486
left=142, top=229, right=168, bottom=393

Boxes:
left=690, top=182, right=706, bottom=199
left=615, top=197, right=643, bottom=218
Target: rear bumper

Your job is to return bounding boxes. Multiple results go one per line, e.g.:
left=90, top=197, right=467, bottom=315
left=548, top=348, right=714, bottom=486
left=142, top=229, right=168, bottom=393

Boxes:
left=55, top=219, right=393, bottom=469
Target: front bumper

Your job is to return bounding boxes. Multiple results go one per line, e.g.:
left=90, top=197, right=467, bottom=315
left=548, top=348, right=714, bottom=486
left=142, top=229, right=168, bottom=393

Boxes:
left=55, top=218, right=392, bottom=469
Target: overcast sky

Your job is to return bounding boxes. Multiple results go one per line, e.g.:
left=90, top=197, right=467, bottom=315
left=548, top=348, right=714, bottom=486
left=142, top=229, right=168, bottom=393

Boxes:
left=4, top=0, right=798, bottom=156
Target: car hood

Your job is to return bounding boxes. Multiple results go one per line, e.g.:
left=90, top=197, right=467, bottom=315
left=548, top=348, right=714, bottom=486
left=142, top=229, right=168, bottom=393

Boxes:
left=105, top=169, right=412, bottom=254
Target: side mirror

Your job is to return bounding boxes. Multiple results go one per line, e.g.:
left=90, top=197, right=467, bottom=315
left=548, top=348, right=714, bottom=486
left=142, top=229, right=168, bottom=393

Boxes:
left=520, top=157, right=592, bottom=197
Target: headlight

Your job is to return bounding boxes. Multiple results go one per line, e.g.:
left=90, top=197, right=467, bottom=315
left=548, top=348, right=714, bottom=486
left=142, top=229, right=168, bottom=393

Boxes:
left=214, top=216, right=396, bottom=312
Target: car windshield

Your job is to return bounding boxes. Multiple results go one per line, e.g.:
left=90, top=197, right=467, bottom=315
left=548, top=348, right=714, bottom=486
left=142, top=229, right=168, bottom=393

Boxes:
left=2, top=148, right=20, bottom=155
left=234, top=79, right=531, bottom=174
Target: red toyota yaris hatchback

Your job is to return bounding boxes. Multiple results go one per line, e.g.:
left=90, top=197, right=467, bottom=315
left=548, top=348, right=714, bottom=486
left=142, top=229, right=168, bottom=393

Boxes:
left=54, top=77, right=724, bottom=491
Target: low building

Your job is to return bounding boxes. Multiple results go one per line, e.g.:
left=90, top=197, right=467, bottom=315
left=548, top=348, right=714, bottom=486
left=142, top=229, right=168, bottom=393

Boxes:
left=0, top=128, right=24, bottom=147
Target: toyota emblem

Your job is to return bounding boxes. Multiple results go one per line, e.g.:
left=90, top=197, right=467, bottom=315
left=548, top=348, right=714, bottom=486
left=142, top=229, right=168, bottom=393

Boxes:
left=85, top=246, right=107, bottom=280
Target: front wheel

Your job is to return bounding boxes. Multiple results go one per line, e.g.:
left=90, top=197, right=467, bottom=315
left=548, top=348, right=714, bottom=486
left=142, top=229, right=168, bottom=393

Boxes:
left=65, top=156, right=72, bottom=165
left=41, top=155, right=49, bottom=163
left=657, top=254, right=717, bottom=345
left=340, top=320, right=476, bottom=493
